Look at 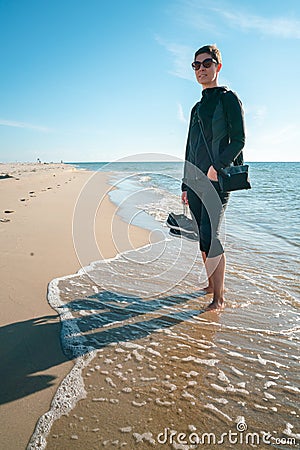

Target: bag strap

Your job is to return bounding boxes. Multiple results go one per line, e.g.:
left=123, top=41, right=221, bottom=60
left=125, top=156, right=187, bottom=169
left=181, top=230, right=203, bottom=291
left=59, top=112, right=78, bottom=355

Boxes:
left=196, top=109, right=215, bottom=167
left=197, top=93, right=243, bottom=170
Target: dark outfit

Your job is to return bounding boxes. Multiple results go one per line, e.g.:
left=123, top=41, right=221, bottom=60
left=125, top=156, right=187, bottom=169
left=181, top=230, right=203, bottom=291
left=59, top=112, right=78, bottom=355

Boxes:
left=182, top=86, right=245, bottom=257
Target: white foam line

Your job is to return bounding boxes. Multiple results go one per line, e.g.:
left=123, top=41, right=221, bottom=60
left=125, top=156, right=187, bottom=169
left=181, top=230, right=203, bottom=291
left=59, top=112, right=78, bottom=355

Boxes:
left=204, top=403, right=232, bottom=423
left=27, top=276, right=97, bottom=449
left=62, top=236, right=170, bottom=292
left=71, top=238, right=200, bottom=299
left=283, top=423, right=300, bottom=440
left=26, top=237, right=192, bottom=448
left=196, top=317, right=298, bottom=337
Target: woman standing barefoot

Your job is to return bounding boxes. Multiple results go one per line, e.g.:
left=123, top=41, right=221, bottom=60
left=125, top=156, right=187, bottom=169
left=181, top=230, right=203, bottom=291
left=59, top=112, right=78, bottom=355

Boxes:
left=181, top=44, right=245, bottom=311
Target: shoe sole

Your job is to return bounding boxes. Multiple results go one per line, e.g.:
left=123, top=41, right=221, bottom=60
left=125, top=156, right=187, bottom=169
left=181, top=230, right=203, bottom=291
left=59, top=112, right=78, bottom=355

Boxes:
left=166, top=221, right=196, bottom=234
left=169, top=230, right=199, bottom=242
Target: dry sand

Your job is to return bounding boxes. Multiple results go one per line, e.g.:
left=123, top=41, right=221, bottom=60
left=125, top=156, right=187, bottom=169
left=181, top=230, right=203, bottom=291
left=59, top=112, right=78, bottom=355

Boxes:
left=0, top=163, right=150, bottom=449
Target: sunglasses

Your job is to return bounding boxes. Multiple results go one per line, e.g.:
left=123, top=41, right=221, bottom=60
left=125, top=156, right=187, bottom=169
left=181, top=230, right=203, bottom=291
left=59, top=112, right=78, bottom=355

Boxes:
left=191, top=58, right=218, bottom=70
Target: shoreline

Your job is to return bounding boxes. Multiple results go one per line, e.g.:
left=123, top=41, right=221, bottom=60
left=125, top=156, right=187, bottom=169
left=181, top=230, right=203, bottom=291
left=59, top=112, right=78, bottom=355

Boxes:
left=0, top=163, right=151, bottom=449
left=1, top=162, right=299, bottom=449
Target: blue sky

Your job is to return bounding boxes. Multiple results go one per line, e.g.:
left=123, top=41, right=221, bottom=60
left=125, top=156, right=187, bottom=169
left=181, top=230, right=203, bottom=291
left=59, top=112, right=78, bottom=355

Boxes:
left=0, top=0, right=299, bottom=163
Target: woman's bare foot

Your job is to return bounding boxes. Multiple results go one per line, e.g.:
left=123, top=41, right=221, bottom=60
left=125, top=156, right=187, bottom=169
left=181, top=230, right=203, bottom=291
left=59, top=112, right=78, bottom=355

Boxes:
left=198, top=287, right=214, bottom=296
left=203, top=287, right=214, bottom=294
left=205, top=299, right=225, bottom=311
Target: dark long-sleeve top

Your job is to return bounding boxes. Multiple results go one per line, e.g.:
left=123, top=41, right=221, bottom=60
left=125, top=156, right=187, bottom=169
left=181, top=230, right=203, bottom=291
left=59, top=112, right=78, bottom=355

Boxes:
left=182, top=86, right=245, bottom=191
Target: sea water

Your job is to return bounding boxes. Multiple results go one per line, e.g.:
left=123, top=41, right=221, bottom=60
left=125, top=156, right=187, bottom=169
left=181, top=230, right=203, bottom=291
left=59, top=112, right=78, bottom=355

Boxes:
left=28, top=162, right=300, bottom=449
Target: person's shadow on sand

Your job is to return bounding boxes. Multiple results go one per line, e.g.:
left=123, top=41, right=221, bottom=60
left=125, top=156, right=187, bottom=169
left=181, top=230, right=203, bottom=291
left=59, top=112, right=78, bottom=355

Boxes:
left=60, top=289, right=207, bottom=359
left=0, top=315, right=67, bottom=405
left=0, top=289, right=207, bottom=405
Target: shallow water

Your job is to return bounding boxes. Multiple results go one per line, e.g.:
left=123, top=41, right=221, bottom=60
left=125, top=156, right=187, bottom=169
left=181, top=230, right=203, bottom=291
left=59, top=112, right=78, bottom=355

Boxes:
left=29, top=241, right=299, bottom=449
left=28, top=162, right=300, bottom=449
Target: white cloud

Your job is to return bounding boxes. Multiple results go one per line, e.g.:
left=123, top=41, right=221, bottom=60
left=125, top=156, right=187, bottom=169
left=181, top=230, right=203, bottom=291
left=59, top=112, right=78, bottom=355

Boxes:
left=0, top=119, right=51, bottom=132
left=244, top=105, right=268, bottom=125
left=214, top=8, right=300, bottom=39
left=177, top=102, right=188, bottom=124
left=253, top=106, right=267, bottom=123
left=260, top=123, right=300, bottom=146
left=176, top=0, right=300, bottom=39
left=158, top=1, right=300, bottom=82
left=155, top=35, right=194, bottom=80
left=247, top=123, right=300, bottom=161
left=169, top=0, right=221, bottom=34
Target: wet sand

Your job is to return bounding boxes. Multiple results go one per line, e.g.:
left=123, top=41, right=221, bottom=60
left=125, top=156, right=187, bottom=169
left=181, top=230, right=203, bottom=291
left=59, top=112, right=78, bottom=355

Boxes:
left=28, top=233, right=300, bottom=449
left=0, top=163, right=150, bottom=449
left=1, top=163, right=299, bottom=450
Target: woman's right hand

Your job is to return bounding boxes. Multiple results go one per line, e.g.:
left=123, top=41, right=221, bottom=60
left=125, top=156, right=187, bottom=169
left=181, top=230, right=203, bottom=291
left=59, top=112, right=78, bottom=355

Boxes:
left=181, top=191, right=188, bottom=205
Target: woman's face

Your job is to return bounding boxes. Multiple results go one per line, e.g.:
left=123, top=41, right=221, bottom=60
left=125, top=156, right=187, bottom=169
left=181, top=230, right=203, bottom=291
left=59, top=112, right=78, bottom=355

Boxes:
left=193, top=52, right=221, bottom=88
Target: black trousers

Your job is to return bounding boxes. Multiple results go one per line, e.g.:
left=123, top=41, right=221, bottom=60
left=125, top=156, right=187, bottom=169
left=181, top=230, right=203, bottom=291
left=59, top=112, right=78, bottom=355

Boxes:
left=187, top=181, right=230, bottom=257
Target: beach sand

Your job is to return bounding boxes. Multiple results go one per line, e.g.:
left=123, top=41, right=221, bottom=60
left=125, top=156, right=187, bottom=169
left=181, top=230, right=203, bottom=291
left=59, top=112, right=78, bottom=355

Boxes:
left=1, top=163, right=299, bottom=450
left=0, top=163, right=150, bottom=450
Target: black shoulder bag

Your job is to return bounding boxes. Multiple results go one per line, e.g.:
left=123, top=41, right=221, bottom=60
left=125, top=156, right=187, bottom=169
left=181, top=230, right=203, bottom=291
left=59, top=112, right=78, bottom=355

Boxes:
left=197, top=109, right=251, bottom=193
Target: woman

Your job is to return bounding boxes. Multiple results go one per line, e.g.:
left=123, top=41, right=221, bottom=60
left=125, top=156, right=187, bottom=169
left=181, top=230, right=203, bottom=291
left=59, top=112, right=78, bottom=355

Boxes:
left=181, top=44, right=245, bottom=311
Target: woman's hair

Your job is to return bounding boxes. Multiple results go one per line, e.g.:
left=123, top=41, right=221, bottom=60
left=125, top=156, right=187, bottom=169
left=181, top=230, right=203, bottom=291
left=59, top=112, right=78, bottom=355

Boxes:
left=194, top=44, right=222, bottom=64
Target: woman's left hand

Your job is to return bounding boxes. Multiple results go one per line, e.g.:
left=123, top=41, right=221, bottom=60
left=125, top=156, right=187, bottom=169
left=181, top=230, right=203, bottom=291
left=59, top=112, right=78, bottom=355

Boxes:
left=207, top=165, right=218, bottom=181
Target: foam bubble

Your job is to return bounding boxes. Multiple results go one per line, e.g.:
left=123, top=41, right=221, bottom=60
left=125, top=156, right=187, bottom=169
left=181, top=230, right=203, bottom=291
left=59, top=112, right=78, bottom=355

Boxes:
left=182, top=371, right=199, bottom=378
left=254, top=404, right=268, bottom=410
left=182, top=391, right=196, bottom=402
left=133, top=432, right=156, bottom=445
left=122, top=387, right=132, bottom=393
left=283, top=385, right=300, bottom=393
left=230, top=366, right=244, bottom=376
left=155, top=398, right=173, bottom=407
left=132, top=400, right=147, bottom=407
left=283, top=423, right=300, bottom=440
left=120, top=426, right=132, bottom=433
left=264, top=381, right=277, bottom=389
left=264, top=392, right=276, bottom=400
left=217, top=371, right=230, bottom=384
left=204, top=403, right=232, bottom=423
left=105, top=377, right=117, bottom=388
left=132, top=349, right=143, bottom=361
left=147, top=348, right=162, bottom=357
